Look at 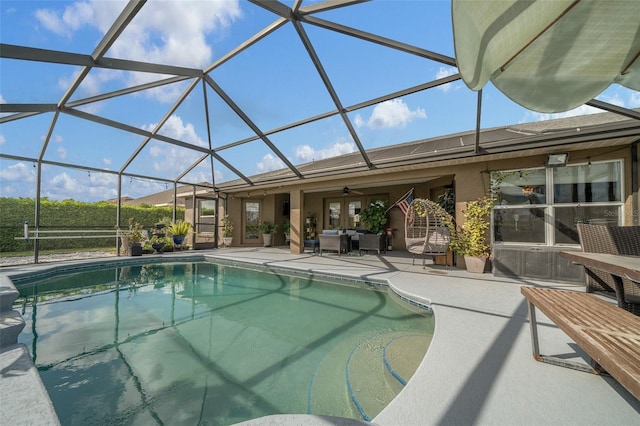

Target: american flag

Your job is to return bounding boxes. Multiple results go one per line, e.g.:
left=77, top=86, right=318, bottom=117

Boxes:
left=396, top=189, right=414, bottom=217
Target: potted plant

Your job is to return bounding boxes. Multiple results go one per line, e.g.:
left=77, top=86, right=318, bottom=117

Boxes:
left=434, top=185, right=456, bottom=266
left=122, top=218, right=144, bottom=256
left=259, top=221, right=278, bottom=247
left=167, top=220, right=192, bottom=248
left=358, top=199, right=389, bottom=254
left=283, top=219, right=291, bottom=244
left=221, top=215, right=234, bottom=247
left=150, top=223, right=166, bottom=254
left=449, top=195, right=495, bottom=273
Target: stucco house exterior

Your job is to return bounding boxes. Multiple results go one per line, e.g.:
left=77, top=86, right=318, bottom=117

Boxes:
left=171, top=110, right=640, bottom=284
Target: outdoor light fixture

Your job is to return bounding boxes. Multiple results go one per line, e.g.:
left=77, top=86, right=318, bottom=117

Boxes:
left=546, top=153, right=569, bottom=167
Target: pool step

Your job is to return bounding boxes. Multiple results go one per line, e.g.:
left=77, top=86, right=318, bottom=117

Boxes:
left=383, top=334, right=432, bottom=386
left=308, top=331, right=430, bottom=421
left=0, top=276, right=24, bottom=347
left=347, top=332, right=431, bottom=421
left=0, top=344, right=61, bottom=425
left=346, top=333, right=400, bottom=421
left=307, top=332, right=367, bottom=419
left=0, top=311, right=26, bottom=347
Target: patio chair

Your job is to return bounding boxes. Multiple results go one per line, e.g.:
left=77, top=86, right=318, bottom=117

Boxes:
left=576, top=223, right=640, bottom=315
left=318, top=230, right=351, bottom=256
left=405, top=198, right=453, bottom=267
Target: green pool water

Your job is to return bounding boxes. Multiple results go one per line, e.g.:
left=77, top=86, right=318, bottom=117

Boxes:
left=15, top=261, right=433, bottom=425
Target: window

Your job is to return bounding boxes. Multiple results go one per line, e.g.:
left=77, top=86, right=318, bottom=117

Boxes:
left=493, top=160, right=623, bottom=246
left=244, top=201, right=261, bottom=241
left=348, top=200, right=362, bottom=228
left=552, top=161, right=621, bottom=244
left=328, top=201, right=341, bottom=229
left=198, top=199, right=216, bottom=233
left=493, top=168, right=546, bottom=244
left=199, top=199, right=216, bottom=216
left=324, top=198, right=364, bottom=229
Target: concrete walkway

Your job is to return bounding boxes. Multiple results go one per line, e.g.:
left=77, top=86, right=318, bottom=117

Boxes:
left=2, top=247, right=639, bottom=425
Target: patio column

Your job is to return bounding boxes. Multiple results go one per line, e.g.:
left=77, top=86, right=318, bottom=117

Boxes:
left=289, top=189, right=303, bottom=254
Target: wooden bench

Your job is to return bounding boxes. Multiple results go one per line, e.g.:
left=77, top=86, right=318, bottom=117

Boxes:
left=521, top=286, right=640, bottom=401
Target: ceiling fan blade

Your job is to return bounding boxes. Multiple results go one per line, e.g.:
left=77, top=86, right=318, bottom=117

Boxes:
left=343, top=186, right=364, bottom=195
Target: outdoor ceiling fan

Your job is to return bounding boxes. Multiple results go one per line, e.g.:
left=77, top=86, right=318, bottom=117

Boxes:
left=342, top=186, right=364, bottom=196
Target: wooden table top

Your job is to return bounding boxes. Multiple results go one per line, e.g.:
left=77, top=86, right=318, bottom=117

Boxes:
left=561, top=252, right=640, bottom=282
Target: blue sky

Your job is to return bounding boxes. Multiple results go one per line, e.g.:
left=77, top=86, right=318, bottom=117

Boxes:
left=1, top=0, right=639, bottom=203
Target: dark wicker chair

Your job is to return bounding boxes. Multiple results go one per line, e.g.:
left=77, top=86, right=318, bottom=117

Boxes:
left=576, top=223, right=640, bottom=315
left=318, top=233, right=351, bottom=256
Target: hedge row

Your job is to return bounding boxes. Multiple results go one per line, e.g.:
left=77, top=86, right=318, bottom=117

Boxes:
left=0, top=198, right=184, bottom=252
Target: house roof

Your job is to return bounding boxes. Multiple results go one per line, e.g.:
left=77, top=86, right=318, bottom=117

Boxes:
left=217, top=109, right=640, bottom=192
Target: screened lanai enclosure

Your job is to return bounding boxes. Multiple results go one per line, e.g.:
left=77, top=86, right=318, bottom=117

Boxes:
left=1, top=0, right=639, bottom=263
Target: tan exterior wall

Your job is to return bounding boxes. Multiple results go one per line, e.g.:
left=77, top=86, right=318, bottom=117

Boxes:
left=216, top=145, right=636, bottom=268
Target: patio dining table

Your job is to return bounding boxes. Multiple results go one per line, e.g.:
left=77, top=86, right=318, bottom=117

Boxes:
left=561, top=251, right=640, bottom=314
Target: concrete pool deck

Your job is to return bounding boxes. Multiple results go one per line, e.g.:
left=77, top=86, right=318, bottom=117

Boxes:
left=1, top=247, right=639, bottom=425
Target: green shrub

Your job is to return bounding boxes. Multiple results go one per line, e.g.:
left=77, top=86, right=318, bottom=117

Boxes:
left=0, top=197, right=184, bottom=253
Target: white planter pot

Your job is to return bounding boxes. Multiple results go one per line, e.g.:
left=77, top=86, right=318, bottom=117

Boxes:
left=464, top=255, right=487, bottom=273
left=222, top=237, right=233, bottom=247
left=263, top=233, right=272, bottom=247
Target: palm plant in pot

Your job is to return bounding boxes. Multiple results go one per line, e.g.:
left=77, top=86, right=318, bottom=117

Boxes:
left=167, top=220, right=192, bottom=248
left=221, top=215, right=233, bottom=247
left=358, top=199, right=389, bottom=254
left=449, top=195, right=495, bottom=273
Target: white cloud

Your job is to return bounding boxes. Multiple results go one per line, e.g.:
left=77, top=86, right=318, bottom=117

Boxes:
left=143, top=114, right=205, bottom=172
left=35, top=9, right=70, bottom=37
left=527, top=104, right=598, bottom=122
left=257, top=153, right=285, bottom=173
left=0, top=134, right=5, bottom=145
left=156, top=115, right=205, bottom=146
left=0, top=166, right=120, bottom=201
left=57, top=146, right=67, bottom=160
left=600, top=93, right=626, bottom=108
left=356, top=99, right=426, bottom=129
left=37, top=0, right=242, bottom=99
left=35, top=1, right=96, bottom=37
left=36, top=0, right=242, bottom=67
left=87, top=171, right=117, bottom=187
left=526, top=88, right=640, bottom=122
left=0, top=162, right=37, bottom=183
left=436, top=66, right=458, bottom=92
left=103, top=158, right=112, bottom=166
left=295, top=140, right=355, bottom=162
left=41, top=171, right=118, bottom=201
left=124, top=1, right=242, bottom=68
left=48, top=172, right=83, bottom=194
left=182, top=164, right=220, bottom=185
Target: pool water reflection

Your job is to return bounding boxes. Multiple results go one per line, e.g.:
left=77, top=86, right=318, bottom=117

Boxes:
left=15, top=262, right=433, bottom=425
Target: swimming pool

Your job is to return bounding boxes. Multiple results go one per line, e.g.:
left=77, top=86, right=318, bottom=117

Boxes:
left=14, top=261, right=433, bottom=425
